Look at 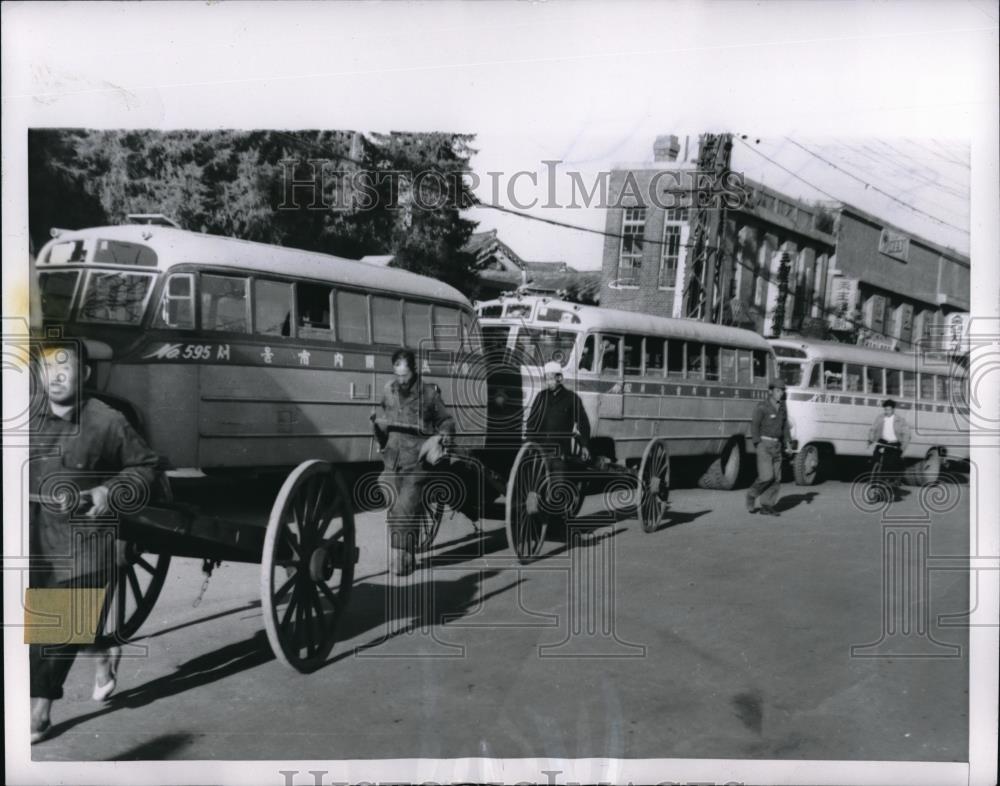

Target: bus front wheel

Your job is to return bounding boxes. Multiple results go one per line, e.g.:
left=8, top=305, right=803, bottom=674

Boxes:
left=793, top=444, right=822, bottom=486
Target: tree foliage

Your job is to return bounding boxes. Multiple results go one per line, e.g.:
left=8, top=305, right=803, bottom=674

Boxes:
left=28, top=129, right=480, bottom=295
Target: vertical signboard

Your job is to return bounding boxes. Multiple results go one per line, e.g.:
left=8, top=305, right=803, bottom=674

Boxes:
left=828, top=276, right=859, bottom=330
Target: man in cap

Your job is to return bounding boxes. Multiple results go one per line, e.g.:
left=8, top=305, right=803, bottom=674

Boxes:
left=526, top=360, right=592, bottom=461
left=746, top=378, right=792, bottom=516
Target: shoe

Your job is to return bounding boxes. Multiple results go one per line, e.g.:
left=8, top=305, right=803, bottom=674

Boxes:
left=92, top=646, right=121, bottom=701
left=760, top=505, right=781, bottom=517
left=30, top=698, right=52, bottom=744
left=390, top=546, right=415, bottom=577
left=745, top=494, right=758, bottom=514
left=30, top=719, right=51, bottom=744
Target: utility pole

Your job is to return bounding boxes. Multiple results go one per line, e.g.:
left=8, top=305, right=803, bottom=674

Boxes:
left=682, top=132, right=733, bottom=322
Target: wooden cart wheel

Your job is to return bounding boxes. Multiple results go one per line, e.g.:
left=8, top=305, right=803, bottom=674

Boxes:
left=261, top=460, right=356, bottom=673
left=94, top=546, right=171, bottom=648
left=504, top=441, right=551, bottom=564
left=638, top=437, right=670, bottom=533
left=416, top=500, right=445, bottom=552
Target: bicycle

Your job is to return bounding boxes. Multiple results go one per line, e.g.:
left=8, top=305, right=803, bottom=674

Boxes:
left=864, top=440, right=901, bottom=506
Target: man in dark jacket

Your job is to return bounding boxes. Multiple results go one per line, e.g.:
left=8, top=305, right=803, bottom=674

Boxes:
left=372, top=349, right=457, bottom=576
left=525, top=361, right=592, bottom=460
left=525, top=361, right=592, bottom=522
left=746, top=379, right=792, bottom=516
left=28, top=341, right=160, bottom=743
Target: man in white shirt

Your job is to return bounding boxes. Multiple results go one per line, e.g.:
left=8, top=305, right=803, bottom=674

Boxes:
left=867, top=399, right=911, bottom=493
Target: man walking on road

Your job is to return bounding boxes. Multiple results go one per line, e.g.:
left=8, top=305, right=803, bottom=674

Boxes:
left=747, top=379, right=792, bottom=517
left=372, top=349, right=457, bottom=577
left=29, top=340, right=160, bottom=743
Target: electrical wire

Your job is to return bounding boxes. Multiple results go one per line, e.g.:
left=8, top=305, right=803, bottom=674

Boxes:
left=784, top=138, right=970, bottom=235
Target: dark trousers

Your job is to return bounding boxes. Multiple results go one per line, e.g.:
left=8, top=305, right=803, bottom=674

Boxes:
left=874, top=440, right=903, bottom=481
left=29, top=569, right=108, bottom=701
left=382, top=458, right=481, bottom=547
left=748, top=440, right=783, bottom=507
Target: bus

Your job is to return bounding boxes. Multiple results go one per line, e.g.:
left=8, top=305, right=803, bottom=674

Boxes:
left=475, top=292, right=777, bottom=489
left=769, top=337, right=969, bottom=486
left=33, top=223, right=487, bottom=476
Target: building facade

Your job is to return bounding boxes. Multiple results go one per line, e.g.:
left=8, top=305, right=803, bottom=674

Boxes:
left=600, top=147, right=970, bottom=352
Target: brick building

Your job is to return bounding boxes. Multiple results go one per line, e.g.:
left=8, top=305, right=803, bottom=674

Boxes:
left=600, top=141, right=969, bottom=351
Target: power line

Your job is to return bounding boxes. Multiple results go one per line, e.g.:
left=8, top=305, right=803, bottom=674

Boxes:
left=784, top=138, right=970, bottom=235
left=734, top=136, right=843, bottom=202
left=251, top=128, right=939, bottom=348
left=482, top=197, right=924, bottom=349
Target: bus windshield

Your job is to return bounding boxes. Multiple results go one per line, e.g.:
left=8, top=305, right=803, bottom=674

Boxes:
left=776, top=359, right=804, bottom=387
left=37, top=270, right=81, bottom=320
left=514, top=327, right=577, bottom=367
left=78, top=269, right=158, bottom=325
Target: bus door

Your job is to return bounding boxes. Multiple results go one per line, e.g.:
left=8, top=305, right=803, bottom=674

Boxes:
left=596, top=333, right=624, bottom=420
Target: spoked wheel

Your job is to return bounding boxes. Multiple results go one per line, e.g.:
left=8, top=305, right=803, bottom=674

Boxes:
left=638, top=437, right=670, bottom=533
left=863, top=456, right=892, bottom=506
left=505, top=441, right=552, bottom=564
left=94, top=545, right=171, bottom=648
left=261, top=460, right=357, bottom=673
left=416, top=500, right=445, bottom=552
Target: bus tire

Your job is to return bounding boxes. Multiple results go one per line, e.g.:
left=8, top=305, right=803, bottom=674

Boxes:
left=793, top=443, right=822, bottom=486
left=698, top=439, right=742, bottom=490
left=917, top=449, right=942, bottom=486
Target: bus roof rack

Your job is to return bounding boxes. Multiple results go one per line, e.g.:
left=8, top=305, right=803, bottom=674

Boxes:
left=125, top=213, right=181, bottom=228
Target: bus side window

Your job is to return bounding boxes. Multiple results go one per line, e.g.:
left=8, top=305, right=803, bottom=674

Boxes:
left=936, top=376, right=949, bottom=402
left=254, top=279, right=293, bottom=337
left=865, top=367, right=885, bottom=395
left=372, top=296, right=404, bottom=345
left=737, top=350, right=751, bottom=384
left=599, top=336, right=621, bottom=376
left=686, top=342, right=704, bottom=380
left=645, top=337, right=665, bottom=377
left=337, top=290, right=370, bottom=344
left=919, top=373, right=936, bottom=401
left=902, top=370, right=916, bottom=400
left=579, top=335, right=595, bottom=371
left=667, top=340, right=685, bottom=379
left=720, top=348, right=736, bottom=384
left=404, top=301, right=431, bottom=348
left=806, top=363, right=820, bottom=388
left=154, top=273, right=195, bottom=329
left=433, top=305, right=460, bottom=350
left=704, top=344, right=720, bottom=381
left=823, top=361, right=844, bottom=390
left=297, top=282, right=333, bottom=339
left=201, top=274, right=249, bottom=333
left=460, top=310, right=483, bottom=353
left=752, top=349, right=767, bottom=382
left=624, top=335, right=643, bottom=376
left=885, top=368, right=901, bottom=396
left=845, top=363, right=863, bottom=392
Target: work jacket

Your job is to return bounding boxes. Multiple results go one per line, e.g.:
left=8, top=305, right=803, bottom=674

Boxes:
left=29, top=397, right=160, bottom=582
left=750, top=398, right=792, bottom=447
left=376, top=378, right=456, bottom=471
left=525, top=385, right=591, bottom=457
left=868, top=412, right=911, bottom=452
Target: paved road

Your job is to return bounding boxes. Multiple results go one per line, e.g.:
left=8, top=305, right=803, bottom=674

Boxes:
left=32, top=471, right=970, bottom=762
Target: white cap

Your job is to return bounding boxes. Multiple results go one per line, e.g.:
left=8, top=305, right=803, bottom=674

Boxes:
left=543, top=360, right=563, bottom=375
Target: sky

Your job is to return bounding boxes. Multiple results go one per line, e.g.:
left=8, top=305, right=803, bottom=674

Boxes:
left=463, top=133, right=971, bottom=270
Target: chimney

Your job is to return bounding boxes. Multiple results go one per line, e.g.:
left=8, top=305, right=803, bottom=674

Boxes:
left=653, top=135, right=681, bottom=162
